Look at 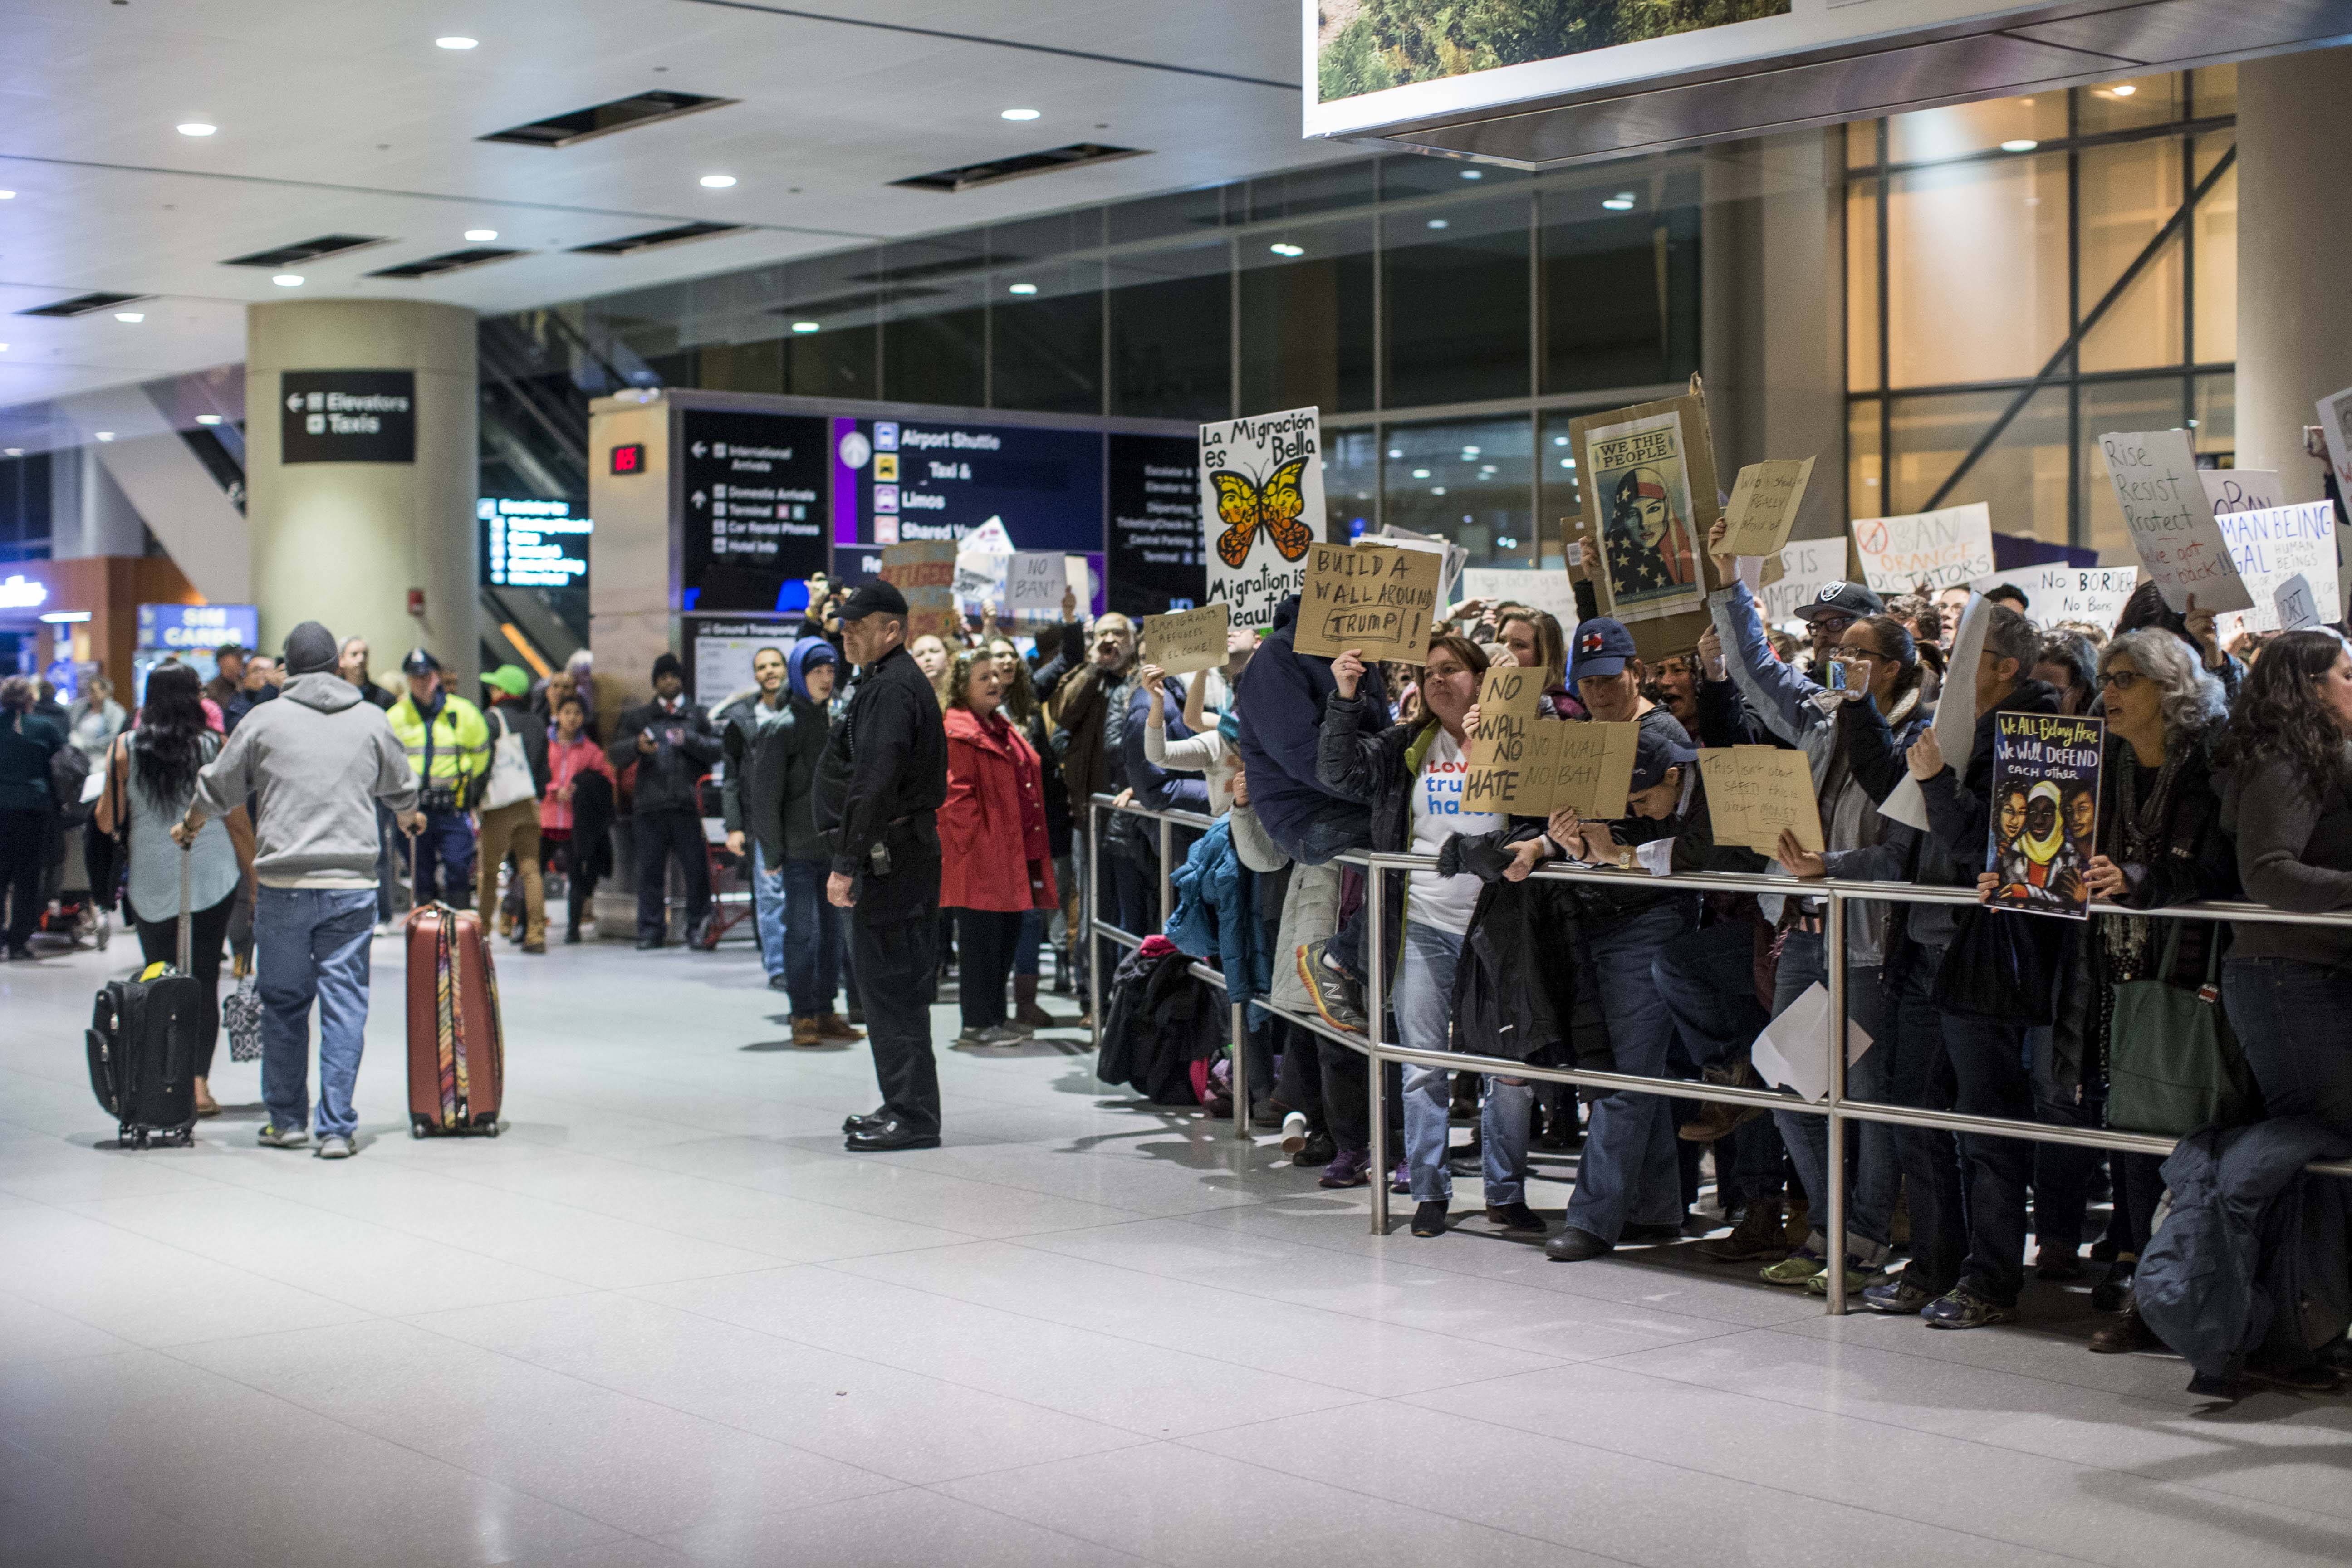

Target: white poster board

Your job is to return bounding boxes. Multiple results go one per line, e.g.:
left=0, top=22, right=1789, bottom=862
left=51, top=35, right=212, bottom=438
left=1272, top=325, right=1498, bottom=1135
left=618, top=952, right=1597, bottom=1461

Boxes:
left=1004, top=551, right=1066, bottom=618
left=2097, top=430, right=2251, bottom=614
left=2214, top=502, right=2340, bottom=638
left=1850, top=503, right=1995, bottom=594
left=1200, top=407, right=1323, bottom=635
left=2277, top=573, right=2325, bottom=632
left=2201, top=468, right=2282, bottom=517
left=1457, top=566, right=1579, bottom=631
left=1759, top=538, right=1848, bottom=627
left=1749, top=983, right=1874, bottom=1103
left=1969, top=564, right=2140, bottom=630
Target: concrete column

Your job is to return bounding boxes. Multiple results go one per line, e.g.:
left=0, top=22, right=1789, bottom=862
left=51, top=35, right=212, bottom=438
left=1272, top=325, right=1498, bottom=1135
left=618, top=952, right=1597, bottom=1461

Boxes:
left=48, top=449, right=147, bottom=560
left=244, top=300, right=478, bottom=684
left=2235, top=45, right=2352, bottom=502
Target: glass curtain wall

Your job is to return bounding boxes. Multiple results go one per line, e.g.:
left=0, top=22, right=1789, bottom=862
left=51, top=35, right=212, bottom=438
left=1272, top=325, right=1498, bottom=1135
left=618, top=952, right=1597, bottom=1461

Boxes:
left=1846, top=68, right=2238, bottom=556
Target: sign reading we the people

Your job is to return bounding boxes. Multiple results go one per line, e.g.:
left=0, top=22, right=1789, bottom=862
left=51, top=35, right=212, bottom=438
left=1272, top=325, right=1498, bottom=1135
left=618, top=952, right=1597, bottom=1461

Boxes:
left=1567, top=389, right=1721, bottom=625
left=1292, top=543, right=1442, bottom=663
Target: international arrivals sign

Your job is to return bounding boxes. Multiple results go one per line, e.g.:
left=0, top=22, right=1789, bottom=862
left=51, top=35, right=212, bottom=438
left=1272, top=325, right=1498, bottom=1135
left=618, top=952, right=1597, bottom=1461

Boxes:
left=279, top=370, right=416, bottom=464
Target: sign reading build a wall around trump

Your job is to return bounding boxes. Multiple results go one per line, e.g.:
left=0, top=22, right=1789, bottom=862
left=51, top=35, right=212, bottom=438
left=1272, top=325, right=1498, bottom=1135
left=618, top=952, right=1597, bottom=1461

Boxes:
left=1292, top=543, right=1441, bottom=663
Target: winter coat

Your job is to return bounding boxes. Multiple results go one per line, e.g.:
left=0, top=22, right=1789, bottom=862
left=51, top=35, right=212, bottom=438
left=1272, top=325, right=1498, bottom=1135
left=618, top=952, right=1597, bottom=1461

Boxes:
left=1096, top=938, right=1220, bottom=1106
left=540, top=733, right=617, bottom=837
left=2137, top=1117, right=2352, bottom=1389
left=718, top=687, right=832, bottom=864
left=1164, top=817, right=1269, bottom=1014
left=1439, top=833, right=1613, bottom=1083
left=1234, top=594, right=1388, bottom=858
left=816, top=643, right=949, bottom=926
left=939, top=705, right=1057, bottom=914
left=1124, top=677, right=1209, bottom=815
left=607, top=694, right=722, bottom=817
left=1049, top=656, right=1130, bottom=813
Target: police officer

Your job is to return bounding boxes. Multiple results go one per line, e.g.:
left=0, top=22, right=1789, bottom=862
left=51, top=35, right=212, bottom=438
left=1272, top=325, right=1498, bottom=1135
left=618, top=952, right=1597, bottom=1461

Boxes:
left=818, top=581, right=948, bottom=1152
left=387, top=648, right=490, bottom=905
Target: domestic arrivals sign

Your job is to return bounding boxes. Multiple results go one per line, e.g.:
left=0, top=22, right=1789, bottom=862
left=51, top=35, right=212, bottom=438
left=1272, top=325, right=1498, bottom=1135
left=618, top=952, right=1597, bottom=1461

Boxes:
left=280, top=371, right=415, bottom=463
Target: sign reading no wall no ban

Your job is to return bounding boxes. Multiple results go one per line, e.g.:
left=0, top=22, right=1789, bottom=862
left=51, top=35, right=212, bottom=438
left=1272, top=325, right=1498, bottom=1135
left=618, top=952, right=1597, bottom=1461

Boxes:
left=280, top=370, right=416, bottom=464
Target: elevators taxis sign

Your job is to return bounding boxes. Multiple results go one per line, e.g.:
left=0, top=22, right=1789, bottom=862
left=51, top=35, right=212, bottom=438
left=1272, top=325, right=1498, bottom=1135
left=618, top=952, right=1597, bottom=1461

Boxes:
left=279, top=370, right=416, bottom=464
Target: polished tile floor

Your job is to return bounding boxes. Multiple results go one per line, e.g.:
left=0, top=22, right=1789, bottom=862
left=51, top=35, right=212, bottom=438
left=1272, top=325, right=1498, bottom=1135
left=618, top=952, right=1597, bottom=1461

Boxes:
left=5, top=920, right=2350, bottom=1567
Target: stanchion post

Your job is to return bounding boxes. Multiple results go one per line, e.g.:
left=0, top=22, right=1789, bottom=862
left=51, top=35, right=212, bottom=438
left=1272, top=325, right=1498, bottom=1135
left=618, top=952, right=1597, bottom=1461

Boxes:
left=1823, top=888, right=1849, bottom=1315
left=1366, top=858, right=1389, bottom=1234
left=1087, top=799, right=1102, bottom=1051
left=1157, top=816, right=1173, bottom=926
left=1230, top=997, right=1251, bottom=1140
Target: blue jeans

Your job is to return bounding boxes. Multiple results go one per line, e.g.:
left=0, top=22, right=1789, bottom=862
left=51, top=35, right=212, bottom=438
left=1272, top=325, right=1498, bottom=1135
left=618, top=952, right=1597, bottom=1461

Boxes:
left=1767, top=933, right=1897, bottom=1263
left=255, top=887, right=377, bottom=1140
left=2224, top=957, right=2352, bottom=1137
left=1563, top=899, right=1695, bottom=1242
left=1396, top=920, right=1466, bottom=1203
left=1015, top=906, right=1044, bottom=978
left=1652, top=919, right=1784, bottom=1209
left=780, top=858, right=843, bottom=1019
left=1482, top=1078, right=1536, bottom=1207
left=751, top=843, right=788, bottom=979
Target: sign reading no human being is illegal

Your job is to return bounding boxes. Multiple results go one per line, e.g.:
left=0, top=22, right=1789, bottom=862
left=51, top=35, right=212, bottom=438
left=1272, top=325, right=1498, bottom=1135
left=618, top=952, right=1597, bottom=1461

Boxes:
left=1292, top=543, right=1442, bottom=664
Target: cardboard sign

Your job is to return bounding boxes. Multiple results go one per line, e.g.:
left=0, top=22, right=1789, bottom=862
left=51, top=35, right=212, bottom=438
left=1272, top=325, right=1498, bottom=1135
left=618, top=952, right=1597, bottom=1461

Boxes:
left=2277, top=573, right=2324, bottom=632
left=1544, top=721, right=1642, bottom=822
left=1200, top=406, right=1323, bottom=635
left=1850, top=502, right=1995, bottom=593
left=1720, top=457, right=1818, bottom=559
left=1141, top=602, right=1231, bottom=677
left=2214, top=501, right=2340, bottom=638
left=1567, top=389, right=1720, bottom=625
left=1462, top=666, right=1545, bottom=813
left=1004, top=551, right=1067, bottom=618
left=2097, top=429, right=2251, bottom=614
left=877, top=540, right=960, bottom=638
left=2201, top=468, right=2282, bottom=516
left=1987, top=712, right=2104, bottom=920
left=1699, top=746, right=1823, bottom=856
left=1293, top=543, right=1443, bottom=663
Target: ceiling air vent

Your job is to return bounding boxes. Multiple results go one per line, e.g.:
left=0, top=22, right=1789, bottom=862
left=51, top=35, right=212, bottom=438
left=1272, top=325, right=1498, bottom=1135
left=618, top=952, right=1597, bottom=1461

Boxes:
left=17, top=290, right=150, bottom=318
left=570, top=222, right=747, bottom=257
left=480, top=91, right=734, bottom=149
left=366, top=247, right=525, bottom=279
left=891, top=143, right=1144, bottom=194
left=224, top=235, right=387, bottom=269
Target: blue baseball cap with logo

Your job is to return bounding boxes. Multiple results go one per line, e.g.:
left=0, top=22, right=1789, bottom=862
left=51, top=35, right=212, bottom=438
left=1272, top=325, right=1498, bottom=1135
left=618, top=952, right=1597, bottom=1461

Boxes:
left=1628, top=723, right=1699, bottom=794
left=1569, top=618, right=1638, bottom=681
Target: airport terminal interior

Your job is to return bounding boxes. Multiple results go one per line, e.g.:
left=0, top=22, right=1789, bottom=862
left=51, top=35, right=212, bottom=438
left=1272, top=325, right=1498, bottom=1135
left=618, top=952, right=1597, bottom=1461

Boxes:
left=6, top=3, right=2352, bottom=1564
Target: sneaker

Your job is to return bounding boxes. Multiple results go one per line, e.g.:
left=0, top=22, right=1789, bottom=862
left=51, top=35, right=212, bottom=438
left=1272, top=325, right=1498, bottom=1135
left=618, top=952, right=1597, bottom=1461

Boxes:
left=1294, top=940, right=1367, bottom=1035
left=1805, top=1261, right=1879, bottom=1297
left=1411, top=1200, right=1450, bottom=1237
left=1280, top=1111, right=1310, bottom=1154
left=1388, top=1161, right=1411, bottom=1196
left=1759, top=1252, right=1826, bottom=1288
left=1921, top=1285, right=2015, bottom=1330
left=256, top=1124, right=310, bottom=1150
left=1861, top=1276, right=1938, bottom=1315
left=1293, top=1129, right=1336, bottom=1168
left=1485, top=1201, right=1546, bottom=1235
left=1696, top=1201, right=1788, bottom=1262
left=1318, top=1146, right=1373, bottom=1188
left=314, top=1135, right=354, bottom=1160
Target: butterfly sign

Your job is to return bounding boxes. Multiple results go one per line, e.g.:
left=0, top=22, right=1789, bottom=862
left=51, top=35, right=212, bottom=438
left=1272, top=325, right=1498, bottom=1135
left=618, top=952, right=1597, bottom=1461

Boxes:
left=1199, top=406, right=1324, bottom=635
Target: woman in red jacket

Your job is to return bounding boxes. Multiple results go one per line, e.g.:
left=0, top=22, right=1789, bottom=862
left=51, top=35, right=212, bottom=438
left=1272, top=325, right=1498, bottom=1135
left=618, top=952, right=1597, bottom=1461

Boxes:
left=941, top=649, right=1058, bottom=1047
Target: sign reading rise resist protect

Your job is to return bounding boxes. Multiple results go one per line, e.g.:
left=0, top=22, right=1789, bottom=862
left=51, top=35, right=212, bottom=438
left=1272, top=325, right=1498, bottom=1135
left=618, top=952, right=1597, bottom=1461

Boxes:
left=279, top=371, right=414, bottom=464
left=2098, top=429, right=2251, bottom=614
left=1292, top=543, right=1442, bottom=663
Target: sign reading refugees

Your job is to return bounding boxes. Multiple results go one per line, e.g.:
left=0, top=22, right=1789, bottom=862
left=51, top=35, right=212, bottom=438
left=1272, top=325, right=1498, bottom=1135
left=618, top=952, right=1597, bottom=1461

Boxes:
left=1720, top=456, right=1817, bottom=559
left=1568, top=390, right=1720, bottom=624
left=1850, top=502, right=1995, bottom=593
left=1462, top=666, right=1544, bottom=813
left=1141, top=602, right=1230, bottom=677
left=1698, top=746, right=1823, bottom=856
left=2213, top=501, right=2339, bottom=638
left=1200, top=406, right=1322, bottom=635
left=1292, top=543, right=1442, bottom=663
left=1987, top=713, right=2104, bottom=920
left=2098, top=429, right=2251, bottom=614
left=877, top=540, right=960, bottom=638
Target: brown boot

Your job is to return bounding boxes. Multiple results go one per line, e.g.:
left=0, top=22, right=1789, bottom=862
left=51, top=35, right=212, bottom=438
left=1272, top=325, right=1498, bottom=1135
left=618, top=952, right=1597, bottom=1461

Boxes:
left=2087, top=1303, right=2163, bottom=1354
left=1696, top=1199, right=1788, bottom=1262
left=792, top=1016, right=823, bottom=1048
left=1677, top=1061, right=1766, bottom=1142
left=1013, top=974, right=1054, bottom=1032
left=816, top=1011, right=864, bottom=1041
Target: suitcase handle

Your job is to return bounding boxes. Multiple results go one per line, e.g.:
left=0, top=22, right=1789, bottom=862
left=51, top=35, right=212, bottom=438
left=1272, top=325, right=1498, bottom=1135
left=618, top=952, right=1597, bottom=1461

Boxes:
left=177, top=842, right=192, bottom=974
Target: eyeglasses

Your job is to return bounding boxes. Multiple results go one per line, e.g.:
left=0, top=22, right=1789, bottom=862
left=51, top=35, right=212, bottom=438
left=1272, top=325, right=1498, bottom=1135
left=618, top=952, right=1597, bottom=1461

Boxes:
left=2099, top=670, right=2141, bottom=691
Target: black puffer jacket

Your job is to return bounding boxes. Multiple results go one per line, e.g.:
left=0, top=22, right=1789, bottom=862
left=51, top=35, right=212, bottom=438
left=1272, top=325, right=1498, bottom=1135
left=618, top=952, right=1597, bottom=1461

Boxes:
left=1441, top=834, right=1612, bottom=1088
left=1096, top=941, right=1219, bottom=1106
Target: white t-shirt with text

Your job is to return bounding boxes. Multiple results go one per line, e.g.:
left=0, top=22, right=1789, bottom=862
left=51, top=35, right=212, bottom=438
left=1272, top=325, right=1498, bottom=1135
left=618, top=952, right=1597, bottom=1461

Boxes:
left=1406, top=727, right=1506, bottom=934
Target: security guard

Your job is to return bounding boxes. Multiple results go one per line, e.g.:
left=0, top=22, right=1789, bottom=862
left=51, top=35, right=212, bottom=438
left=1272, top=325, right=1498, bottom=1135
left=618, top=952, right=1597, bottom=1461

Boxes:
left=817, top=581, right=948, bottom=1152
left=387, top=648, right=491, bottom=905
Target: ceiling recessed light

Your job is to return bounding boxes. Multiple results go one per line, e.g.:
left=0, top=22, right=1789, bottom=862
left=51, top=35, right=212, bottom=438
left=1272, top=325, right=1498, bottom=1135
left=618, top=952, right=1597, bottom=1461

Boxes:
left=114, top=312, right=143, bottom=323
left=2001, top=139, right=2038, bottom=152
left=699, top=174, right=736, bottom=188
left=436, top=36, right=478, bottom=49
left=1425, top=218, right=1449, bottom=229
left=789, top=320, right=820, bottom=333
left=1430, top=486, right=1446, bottom=495
left=2110, top=83, right=2137, bottom=97
left=1008, top=282, right=1038, bottom=295
left=1411, top=468, right=1431, bottom=478
left=1460, top=169, right=1483, bottom=180
left=177, top=122, right=217, bottom=137
left=464, top=228, right=498, bottom=242
left=1387, top=449, right=1402, bottom=458
left=1268, top=242, right=1303, bottom=257
left=1461, top=446, right=1480, bottom=456
left=1000, top=108, right=1041, bottom=121
left=273, top=274, right=304, bottom=287
left=195, top=414, right=221, bottom=425
left=3, top=448, right=18, bottom=457
left=1602, top=192, right=1636, bottom=210
left=95, top=431, right=114, bottom=442
left=0, top=191, right=14, bottom=200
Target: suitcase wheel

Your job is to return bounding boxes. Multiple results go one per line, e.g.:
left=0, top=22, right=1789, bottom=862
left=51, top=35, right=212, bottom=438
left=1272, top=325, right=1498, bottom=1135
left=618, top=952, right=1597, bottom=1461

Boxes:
left=483, top=1121, right=502, bottom=1138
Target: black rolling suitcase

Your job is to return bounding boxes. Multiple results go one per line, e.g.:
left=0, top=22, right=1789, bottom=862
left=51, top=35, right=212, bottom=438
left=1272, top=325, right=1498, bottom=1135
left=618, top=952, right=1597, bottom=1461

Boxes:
left=85, top=846, right=201, bottom=1148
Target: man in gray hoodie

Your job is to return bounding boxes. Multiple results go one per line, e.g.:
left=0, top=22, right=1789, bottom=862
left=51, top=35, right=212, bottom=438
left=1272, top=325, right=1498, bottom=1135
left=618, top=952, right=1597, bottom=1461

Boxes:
left=176, top=621, right=422, bottom=1159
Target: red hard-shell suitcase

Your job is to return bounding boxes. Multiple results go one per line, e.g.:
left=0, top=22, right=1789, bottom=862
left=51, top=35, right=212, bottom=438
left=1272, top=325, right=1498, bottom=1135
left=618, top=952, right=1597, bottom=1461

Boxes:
left=404, top=835, right=505, bottom=1137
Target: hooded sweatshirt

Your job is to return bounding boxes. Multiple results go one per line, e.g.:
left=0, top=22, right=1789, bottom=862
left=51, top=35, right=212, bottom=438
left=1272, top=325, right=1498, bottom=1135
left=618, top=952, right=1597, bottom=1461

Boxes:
left=194, top=672, right=419, bottom=888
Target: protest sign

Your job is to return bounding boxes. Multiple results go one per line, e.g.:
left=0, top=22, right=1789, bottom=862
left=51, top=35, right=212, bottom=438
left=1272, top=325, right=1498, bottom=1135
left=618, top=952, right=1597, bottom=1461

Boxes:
left=1750, top=983, right=1875, bottom=1102
left=2098, top=429, right=2251, bottom=613
left=1200, top=407, right=1321, bottom=635
left=878, top=541, right=960, bottom=638
left=2318, top=385, right=2352, bottom=506
left=1759, top=537, right=1848, bottom=627
left=2214, top=501, right=2339, bottom=637
left=1462, top=666, right=1544, bottom=813
left=1720, top=456, right=1818, bottom=558
left=2276, top=573, right=2324, bottom=632
left=1293, top=543, right=1442, bottom=663
left=1987, top=713, right=2103, bottom=919
left=1544, top=721, right=1642, bottom=822
left=1004, top=551, right=1066, bottom=618
left=1567, top=390, right=1720, bottom=622
left=2201, top=468, right=2281, bottom=516
left=1969, top=564, right=2140, bottom=629
left=1457, top=566, right=1579, bottom=632
left=1374, top=525, right=1466, bottom=608
left=1141, top=602, right=1230, bottom=677
left=1699, top=746, right=1824, bottom=855
left=1850, top=502, right=1995, bottom=593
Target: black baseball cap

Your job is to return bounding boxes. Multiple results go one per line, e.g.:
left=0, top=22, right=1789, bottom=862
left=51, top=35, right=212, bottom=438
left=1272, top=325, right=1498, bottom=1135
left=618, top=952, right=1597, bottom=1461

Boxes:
left=839, top=580, right=910, bottom=622
left=1797, top=580, right=1883, bottom=623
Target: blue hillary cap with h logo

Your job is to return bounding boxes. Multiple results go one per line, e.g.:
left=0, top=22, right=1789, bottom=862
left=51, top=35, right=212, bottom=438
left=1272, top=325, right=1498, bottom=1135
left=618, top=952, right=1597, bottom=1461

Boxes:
left=1569, top=618, right=1637, bottom=681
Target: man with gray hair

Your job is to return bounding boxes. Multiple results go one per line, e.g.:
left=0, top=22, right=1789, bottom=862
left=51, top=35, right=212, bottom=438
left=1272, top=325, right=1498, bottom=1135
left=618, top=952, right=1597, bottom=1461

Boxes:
left=177, top=620, right=423, bottom=1160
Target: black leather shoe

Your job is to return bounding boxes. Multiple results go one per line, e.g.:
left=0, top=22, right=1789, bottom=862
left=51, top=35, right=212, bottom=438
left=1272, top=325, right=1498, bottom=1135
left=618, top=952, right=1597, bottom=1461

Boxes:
left=1544, top=1226, right=1614, bottom=1262
left=842, top=1110, right=887, bottom=1134
left=844, top=1120, right=941, bottom=1152
left=1410, top=1200, right=1450, bottom=1237
left=635, top=937, right=663, bottom=951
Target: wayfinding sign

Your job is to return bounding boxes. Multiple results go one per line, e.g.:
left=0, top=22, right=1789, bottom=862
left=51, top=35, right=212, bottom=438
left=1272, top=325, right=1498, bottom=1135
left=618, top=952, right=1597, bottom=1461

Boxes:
left=279, top=371, right=415, bottom=463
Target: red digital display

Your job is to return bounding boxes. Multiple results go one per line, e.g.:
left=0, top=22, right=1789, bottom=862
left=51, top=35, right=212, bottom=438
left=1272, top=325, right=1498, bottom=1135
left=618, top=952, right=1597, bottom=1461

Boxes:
left=609, top=441, right=646, bottom=475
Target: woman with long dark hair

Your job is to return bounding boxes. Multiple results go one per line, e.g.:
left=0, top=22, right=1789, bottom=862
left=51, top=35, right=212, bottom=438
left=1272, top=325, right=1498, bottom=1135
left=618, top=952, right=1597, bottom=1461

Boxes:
left=93, top=664, right=253, bottom=1115
left=2218, top=627, right=2352, bottom=1137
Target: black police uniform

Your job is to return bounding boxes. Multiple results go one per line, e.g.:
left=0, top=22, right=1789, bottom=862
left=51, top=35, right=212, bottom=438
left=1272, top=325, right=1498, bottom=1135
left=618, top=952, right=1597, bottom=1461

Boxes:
left=816, top=639, right=948, bottom=1143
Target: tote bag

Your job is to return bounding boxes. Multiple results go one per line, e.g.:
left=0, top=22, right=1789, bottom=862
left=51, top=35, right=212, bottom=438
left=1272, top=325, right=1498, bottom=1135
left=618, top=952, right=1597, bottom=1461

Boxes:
left=482, top=709, right=538, bottom=811
left=2107, top=924, right=2258, bottom=1137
